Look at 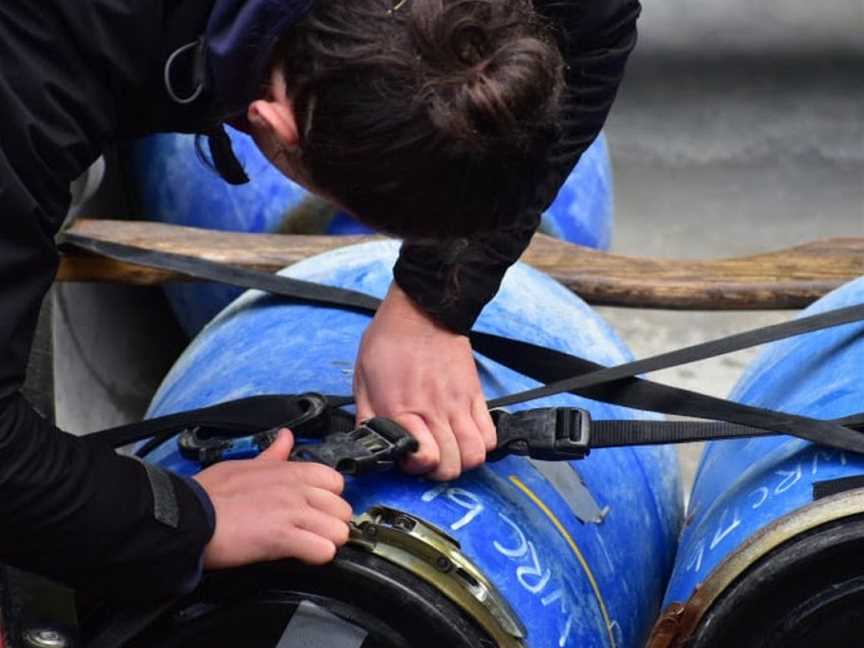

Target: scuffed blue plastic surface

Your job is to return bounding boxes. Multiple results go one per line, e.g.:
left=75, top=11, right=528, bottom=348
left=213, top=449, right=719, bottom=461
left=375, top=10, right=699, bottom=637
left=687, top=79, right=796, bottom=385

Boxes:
left=126, top=130, right=613, bottom=335
left=663, top=277, right=864, bottom=607
left=146, top=242, right=680, bottom=648
left=539, top=133, right=613, bottom=251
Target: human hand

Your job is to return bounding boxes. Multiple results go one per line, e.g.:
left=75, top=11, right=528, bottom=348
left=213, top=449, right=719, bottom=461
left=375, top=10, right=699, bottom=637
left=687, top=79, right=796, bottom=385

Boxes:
left=354, top=282, right=496, bottom=481
left=193, top=430, right=352, bottom=569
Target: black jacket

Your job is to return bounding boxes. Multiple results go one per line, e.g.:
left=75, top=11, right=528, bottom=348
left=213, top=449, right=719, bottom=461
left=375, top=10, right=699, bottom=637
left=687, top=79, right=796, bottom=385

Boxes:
left=0, top=0, right=638, bottom=600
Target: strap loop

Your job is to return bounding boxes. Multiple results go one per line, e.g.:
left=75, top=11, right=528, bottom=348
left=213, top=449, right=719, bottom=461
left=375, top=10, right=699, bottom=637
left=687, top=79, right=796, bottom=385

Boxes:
left=163, top=39, right=206, bottom=105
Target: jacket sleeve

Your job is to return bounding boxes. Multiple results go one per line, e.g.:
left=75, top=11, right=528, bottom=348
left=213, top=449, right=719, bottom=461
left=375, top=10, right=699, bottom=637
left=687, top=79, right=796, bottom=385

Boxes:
left=393, top=0, right=641, bottom=334
left=0, top=3, right=214, bottom=602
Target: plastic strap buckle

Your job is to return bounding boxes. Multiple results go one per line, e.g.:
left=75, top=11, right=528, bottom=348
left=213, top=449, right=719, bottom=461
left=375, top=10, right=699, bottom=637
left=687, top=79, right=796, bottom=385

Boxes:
left=178, top=428, right=273, bottom=465
left=291, top=418, right=419, bottom=475
left=490, top=407, right=592, bottom=461
left=177, top=393, right=330, bottom=465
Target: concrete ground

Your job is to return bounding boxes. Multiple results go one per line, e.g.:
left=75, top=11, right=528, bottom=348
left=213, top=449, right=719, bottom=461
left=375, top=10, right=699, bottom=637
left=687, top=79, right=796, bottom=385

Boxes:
left=596, top=4, right=864, bottom=494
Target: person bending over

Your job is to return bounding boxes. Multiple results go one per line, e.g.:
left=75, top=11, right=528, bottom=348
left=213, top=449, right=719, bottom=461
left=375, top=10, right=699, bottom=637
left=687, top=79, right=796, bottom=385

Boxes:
left=0, top=0, right=639, bottom=601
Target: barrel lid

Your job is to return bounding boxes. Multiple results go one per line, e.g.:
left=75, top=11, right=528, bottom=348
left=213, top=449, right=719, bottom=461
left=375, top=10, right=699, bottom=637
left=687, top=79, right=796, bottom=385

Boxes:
left=648, top=487, right=864, bottom=647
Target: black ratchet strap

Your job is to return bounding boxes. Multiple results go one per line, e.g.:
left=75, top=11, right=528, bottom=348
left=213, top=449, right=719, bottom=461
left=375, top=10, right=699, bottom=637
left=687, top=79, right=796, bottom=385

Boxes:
left=291, top=417, right=419, bottom=474
left=62, top=234, right=864, bottom=455
left=490, top=408, right=864, bottom=463
left=87, top=394, right=417, bottom=476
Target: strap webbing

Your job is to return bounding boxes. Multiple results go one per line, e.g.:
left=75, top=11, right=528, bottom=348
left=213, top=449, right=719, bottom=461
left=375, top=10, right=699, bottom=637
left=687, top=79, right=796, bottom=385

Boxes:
left=62, top=234, right=380, bottom=312
left=86, top=394, right=351, bottom=449
left=591, top=417, right=863, bottom=449
left=62, top=234, right=864, bottom=453
left=474, top=334, right=864, bottom=452
left=482, top=302, right=864, bottom=407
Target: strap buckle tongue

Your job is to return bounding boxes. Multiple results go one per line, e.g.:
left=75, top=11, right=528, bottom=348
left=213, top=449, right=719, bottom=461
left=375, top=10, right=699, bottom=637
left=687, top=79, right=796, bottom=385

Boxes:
left=291, top=418, right=419, bottom=475
left=489, top=407, right=592, bottom=462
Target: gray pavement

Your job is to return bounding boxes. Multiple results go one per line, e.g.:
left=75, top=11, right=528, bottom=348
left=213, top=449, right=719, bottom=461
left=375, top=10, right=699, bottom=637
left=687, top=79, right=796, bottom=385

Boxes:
left=634, top=0, right=863, bottom=57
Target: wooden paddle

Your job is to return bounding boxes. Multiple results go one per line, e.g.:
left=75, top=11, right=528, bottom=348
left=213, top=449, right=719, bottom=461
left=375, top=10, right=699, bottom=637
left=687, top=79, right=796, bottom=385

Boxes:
left=58, top=219, right=864, bottom=310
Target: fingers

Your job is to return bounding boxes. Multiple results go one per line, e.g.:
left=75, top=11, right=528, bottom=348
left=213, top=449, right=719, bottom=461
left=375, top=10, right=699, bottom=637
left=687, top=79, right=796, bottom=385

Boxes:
left=306, top=486, right=353, bottom=522
left=427, top=415, right=463, bottom=481
left=450, top=414, right=486, bottom=473
left=296, top=508, right=350, bottom=547
left=354, top=370, right=374, bottom=426
left=472, top=399, right=497, bottom=452
left=394, top=408, right=493, bottom=481
left=397, top=412, right=475, bottom=482
left=282, top=489, right=353, bottom=565
left=282, top=528, right=338, bottom=565
left=258, top=432, right=346, bottom=495
left=397, top=413, right=440, bottom=475
left=291, top=462, right=345, bottom=494
left=258, top=428, right=295, bottom=461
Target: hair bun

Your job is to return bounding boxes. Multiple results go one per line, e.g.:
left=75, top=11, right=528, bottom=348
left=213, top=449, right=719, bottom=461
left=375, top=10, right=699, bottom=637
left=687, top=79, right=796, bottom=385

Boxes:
left=411, top=0, right=564, bottom=148
left=274, top=0, right=566, bottom=238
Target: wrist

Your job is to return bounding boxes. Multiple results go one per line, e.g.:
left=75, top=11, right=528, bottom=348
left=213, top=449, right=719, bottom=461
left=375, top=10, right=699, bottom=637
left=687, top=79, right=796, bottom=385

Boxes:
left=380, top=282, right=461, bottom=336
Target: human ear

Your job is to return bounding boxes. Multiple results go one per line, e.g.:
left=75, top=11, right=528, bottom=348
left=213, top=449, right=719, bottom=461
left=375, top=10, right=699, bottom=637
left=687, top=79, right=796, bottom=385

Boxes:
left=246, top=95, right=299, bottom=150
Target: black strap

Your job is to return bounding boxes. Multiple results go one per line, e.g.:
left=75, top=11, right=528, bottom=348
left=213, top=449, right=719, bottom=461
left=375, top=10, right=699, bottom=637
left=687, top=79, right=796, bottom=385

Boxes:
left=62, top=234, right=380, bottom=312
left=61, top=234, right=864, bottom=453
left=482, top=302, right=864, bottom=407
left=591, top=417, right=864, bottom=448
left=87, top=394, right=352, bottom=447
left=491, top=408, right=864, bottom=462
left=813, top=475, right=864, bottom=501
left=474, top=333, right=864, bottom=453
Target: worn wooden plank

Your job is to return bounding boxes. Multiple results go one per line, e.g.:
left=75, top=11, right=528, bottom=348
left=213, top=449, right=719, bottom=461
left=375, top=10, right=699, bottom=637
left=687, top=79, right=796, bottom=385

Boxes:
left=58, top=219, right=864, bottom=309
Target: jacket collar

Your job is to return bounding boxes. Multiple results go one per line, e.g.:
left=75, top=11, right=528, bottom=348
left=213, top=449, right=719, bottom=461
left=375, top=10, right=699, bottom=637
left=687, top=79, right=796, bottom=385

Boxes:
left=205, top=0, right=314, bottom=118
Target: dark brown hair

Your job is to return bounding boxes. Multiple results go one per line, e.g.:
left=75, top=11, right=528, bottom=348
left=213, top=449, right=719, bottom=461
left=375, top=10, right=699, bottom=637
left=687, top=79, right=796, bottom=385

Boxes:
left=274, top=0, right=564, bottom=240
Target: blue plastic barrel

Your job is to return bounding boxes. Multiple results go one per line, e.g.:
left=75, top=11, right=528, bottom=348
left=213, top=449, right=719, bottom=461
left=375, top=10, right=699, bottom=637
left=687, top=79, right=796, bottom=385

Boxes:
left=124, top=129, right=613, bottom=335
left=143, top=242, right=680, bottom=648
left=648, top=277, right=864, bottom=648
left=124, top=130, right=309, bottom=335
left=537, top=132, right=613, bottom=251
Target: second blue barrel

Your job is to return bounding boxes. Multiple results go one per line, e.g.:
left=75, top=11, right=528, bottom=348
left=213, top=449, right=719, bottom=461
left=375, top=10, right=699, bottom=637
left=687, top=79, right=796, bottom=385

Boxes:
left=138, top=242, right=680, bottom=648
left=124, top=128, right=614, bottom=336
left=648, top=277, right=864, bottom=648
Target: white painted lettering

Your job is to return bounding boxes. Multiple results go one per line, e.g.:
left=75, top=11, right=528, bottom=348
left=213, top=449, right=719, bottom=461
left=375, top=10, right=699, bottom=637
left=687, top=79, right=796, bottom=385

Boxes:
left=494, top=514, right=529, bottom=559
left=774, top=464, right=802, bottom=494
left=749, top=486, right=769, bottom=510
left=446, top=488, right=485, bottom=531
left=420, top=484, right=448, bottom=502
left=710, top=507, right=741, bottom=550
left=686, top=539, right=706, bottom=573
left=558, top=614, right=575, bottom=647
left=516, top=541, right=552, bottom=594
